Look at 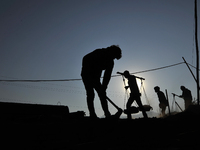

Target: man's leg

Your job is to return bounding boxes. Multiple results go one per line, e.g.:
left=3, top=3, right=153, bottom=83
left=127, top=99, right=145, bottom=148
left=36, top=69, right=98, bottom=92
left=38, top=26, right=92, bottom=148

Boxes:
left=162, top=105, right=166, bottom=117
left=82, top=78, right=97, bottom=118
left=185, top=99, right=192, bottom=110
left=136, top=97, right=148, bottom=118
left=86, top=89, right=97, bottom=118
left=95, top=85, right=111, bottom=118
left=126, top=97, right=134, bottom=119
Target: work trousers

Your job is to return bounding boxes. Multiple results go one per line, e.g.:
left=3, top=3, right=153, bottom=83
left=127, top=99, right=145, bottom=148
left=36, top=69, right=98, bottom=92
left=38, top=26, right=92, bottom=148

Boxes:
left=126, top=93, right=148, bottom=119
left=82, top=76, right=110, bottom=118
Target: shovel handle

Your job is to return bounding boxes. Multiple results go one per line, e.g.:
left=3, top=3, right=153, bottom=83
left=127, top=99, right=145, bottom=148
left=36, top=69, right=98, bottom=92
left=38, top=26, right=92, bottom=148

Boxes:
left=106, top=96, right=120, bottom=110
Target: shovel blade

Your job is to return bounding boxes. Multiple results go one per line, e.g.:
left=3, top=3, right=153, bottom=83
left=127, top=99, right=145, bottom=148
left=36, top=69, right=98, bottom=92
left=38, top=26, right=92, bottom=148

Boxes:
left=110, top=108, right=123, bottom=119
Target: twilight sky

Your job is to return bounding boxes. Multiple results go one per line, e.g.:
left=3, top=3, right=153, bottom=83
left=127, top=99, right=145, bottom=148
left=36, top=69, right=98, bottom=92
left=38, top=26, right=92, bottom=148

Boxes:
left=0, top=0, right=200, bottom=117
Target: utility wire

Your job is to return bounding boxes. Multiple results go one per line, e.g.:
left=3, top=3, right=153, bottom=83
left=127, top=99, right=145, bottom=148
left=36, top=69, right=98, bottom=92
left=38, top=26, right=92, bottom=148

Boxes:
left=0, top=61, right=192, bottom=82
left=0, top=79, right=82, bottom=82
left=188, top=63, right=200, bottom=71
left=112, top=62, right=185, bottom=77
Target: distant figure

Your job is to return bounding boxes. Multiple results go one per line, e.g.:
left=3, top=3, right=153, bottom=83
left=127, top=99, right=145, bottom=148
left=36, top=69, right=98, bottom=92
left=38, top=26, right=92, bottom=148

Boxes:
left=122, top=70, right=148, bottom=119
left=179, top=86, right=192, bottom=110
left=81, top=45, right=122, bottom=119
left=154, top=86, right=168, bottom=117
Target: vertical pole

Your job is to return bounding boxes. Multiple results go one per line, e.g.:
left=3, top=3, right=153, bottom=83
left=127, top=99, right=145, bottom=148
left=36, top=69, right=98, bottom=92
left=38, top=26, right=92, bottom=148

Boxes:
left=195, top=0, right=199, bottom=105
left=165, top=89, right=171, bottom=116
left=182, top=57, right=197, bottom=83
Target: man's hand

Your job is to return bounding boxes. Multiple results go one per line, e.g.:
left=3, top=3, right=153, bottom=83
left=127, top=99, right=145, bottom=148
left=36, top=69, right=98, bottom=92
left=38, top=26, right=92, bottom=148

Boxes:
left=124, top=86, right=129, bottom=90
left=102, top=85, right=107, bottom=92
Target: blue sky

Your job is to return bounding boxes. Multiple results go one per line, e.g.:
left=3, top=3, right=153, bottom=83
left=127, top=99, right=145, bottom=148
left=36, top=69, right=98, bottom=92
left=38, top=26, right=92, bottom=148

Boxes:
left=0, top=0, right=199, bottom=117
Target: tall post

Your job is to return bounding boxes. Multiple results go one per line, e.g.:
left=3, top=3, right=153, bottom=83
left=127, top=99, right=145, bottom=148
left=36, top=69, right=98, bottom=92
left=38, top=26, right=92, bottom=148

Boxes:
left=195, top=0, right=199, bottom=105
left=182, top=57, right=197, bottom=83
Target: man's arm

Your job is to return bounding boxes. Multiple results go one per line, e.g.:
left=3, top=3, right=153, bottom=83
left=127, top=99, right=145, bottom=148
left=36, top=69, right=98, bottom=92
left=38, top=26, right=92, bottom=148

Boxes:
left=102, top=61, right=114, bottom=90
left=179, top=92, right=184, bottom=98
left=124, top=86, right=130, bottom=90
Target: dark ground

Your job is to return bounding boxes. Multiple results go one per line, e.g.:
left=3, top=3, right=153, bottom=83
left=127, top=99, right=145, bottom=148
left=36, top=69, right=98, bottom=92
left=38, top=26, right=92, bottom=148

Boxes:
left=0, top=102, right=200, bottom=150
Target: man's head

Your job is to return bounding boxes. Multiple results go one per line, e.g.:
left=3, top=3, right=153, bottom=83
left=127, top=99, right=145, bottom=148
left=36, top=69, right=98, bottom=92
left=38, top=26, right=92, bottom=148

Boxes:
left=107, top=45, right=122, bottom=60
left=180, top=86, right=185, bottom=91
left=123, top=70, right=130, bottom=78
left=154, top=86, right=160, bottom=93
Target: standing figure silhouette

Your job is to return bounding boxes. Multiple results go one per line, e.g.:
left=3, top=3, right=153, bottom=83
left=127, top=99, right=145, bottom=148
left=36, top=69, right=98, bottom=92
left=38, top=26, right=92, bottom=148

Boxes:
left=81, top=45, right=122, bottom=119
left=154, top=86, right=168, bottom=117
left=122, top=70, right=148, bottom=119
left=179, top=86, right=193, bottom=110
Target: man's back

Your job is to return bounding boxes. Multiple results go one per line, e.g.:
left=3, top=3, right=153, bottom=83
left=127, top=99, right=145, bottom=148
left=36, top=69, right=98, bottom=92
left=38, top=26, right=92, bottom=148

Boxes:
left=157, top=91, right=168, bottom=105
left=81, top=48, right=114, bottom=79
left=183, top=88, right=192, bottom=100
left=128, top=75, right=140, bottom=95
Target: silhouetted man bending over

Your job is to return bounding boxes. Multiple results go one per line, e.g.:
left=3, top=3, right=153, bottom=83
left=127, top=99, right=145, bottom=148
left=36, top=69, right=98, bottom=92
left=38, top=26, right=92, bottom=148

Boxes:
left=154, top=86, right=168, bottom=117
left=179, top=86, right=192, bottom=110
left=122, top=70, right=148, bottom=119
left=81, top=45, right=122, bottom=119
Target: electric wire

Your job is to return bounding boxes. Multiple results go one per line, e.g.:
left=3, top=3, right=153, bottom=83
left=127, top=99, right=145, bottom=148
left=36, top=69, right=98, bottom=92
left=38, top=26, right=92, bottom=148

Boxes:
left=0, top=61, right=195, bottom=111
left=0, top=62, right=189, bottom=82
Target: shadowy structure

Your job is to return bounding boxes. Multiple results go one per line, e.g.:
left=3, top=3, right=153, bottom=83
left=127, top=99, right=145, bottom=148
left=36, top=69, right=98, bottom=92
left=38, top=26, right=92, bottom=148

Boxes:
left=81, top=45, right=122, bottom=119
left=0, top=101, right=87, bottom=123
left=154, top=86, right=168, bottom=117
left=0, top=102, right=69, bottom=117
left=178, top=86, right=193, bottom=110
left=120, top=70, right=148, bottom=119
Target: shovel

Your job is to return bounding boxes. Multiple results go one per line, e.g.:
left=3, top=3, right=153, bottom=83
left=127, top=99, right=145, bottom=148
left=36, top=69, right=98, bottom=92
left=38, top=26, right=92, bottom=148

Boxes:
left=106, top=96, right=123, bottom=119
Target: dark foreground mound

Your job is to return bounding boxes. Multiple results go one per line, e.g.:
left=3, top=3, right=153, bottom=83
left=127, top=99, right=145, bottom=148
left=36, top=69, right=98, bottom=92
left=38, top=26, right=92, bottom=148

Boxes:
left=1, top=103, right=200, bottom=150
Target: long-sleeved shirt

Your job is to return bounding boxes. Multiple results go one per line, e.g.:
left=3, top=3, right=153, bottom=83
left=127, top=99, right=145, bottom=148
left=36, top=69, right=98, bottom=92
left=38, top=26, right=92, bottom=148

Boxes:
left=81, top=48, right=114, bottom=89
